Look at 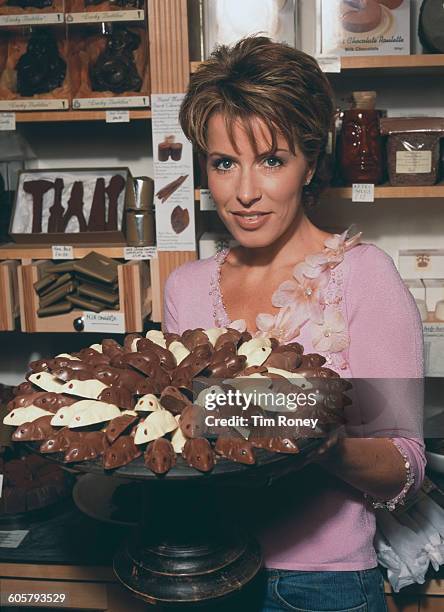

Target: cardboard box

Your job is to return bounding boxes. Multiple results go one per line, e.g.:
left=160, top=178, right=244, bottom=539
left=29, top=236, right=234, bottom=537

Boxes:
left=320, top=0, right=410, bottom=57
left=10, top=167, right=134, bottom=244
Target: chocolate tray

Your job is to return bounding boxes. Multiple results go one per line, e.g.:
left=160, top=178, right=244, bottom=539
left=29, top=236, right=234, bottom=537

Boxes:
left=26, top=436, right=323, bottom=483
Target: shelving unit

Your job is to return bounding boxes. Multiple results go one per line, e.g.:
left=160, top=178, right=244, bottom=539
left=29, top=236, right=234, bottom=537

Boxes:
left=0, top=243, right=128, bottom=262
left=14, top=110, right=151, bottom=123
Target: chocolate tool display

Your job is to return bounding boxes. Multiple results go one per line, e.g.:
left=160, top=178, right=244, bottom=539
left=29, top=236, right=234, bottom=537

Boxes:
left=33, top=251, right=119, bottom=317
left=16, top=30, right=66, bottom=98
left=4, top=326, right=348, bottom=605
left=11, top=169, right=128, bottom=241
left=155, top=175, right=188, bottom=203
left=90, top=27, right=143, bottom=94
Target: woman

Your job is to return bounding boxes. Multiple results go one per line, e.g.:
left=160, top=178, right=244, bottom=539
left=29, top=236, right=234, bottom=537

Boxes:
left=163, top=36, right=425, bottom=611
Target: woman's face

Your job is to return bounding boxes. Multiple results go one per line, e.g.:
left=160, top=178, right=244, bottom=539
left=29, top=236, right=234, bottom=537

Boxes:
left=206, top=112, right=314, bottom=249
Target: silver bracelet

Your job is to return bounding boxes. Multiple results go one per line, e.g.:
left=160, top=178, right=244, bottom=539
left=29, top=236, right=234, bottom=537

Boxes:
left=364, top=439, right=415, bottom=512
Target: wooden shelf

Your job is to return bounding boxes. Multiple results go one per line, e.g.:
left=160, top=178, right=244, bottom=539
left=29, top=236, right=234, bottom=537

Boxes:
left=0, top=243, right=129, bottom=261
left=14, top=110, right=151, bottom=123
left=195, top=184, right=444, bottom=202
left=191, top=55, right=444, bottom=76
left=326, top=184, right=444, bottom=199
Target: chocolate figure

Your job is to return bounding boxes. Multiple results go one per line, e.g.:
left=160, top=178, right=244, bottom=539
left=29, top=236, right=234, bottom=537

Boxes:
left=182, top=438, right=215, bottom=472
left=90, top=28, right=142, bottom=94
left=144, top=438, right=176, bottom=475
left=16, top=30, right=66, bottom=97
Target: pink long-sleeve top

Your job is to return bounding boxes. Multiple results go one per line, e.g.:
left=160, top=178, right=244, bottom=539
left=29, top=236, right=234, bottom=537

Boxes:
left=163, top=242, right=426, bottom=571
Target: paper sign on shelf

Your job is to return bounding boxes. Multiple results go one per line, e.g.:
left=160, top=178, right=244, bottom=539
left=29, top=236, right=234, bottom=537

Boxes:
left=106, top=110, right=130, bottom=123
left=0, top=99, right=68, bottom=111
left=0, top=13, right=64, bottom=26
left=66, top=9, right=144, bottom=24
left=52, top=245, right=74, bottom=260
left=316, top=56, right=341, bottom=73
left=124, top=246, right=157, bottom=260
left=83, top=311, right=126, bottom=334
left=73, top=96, right=149, bottom=110
left=0, top=113, right=15, bottom=131
left=0, top=530, right=29, bottom=548
left=200, top=189, right=217, bottom=211
left=352, top=183, right=375, bottom=203
left=151, top=93, right=196, bottom=252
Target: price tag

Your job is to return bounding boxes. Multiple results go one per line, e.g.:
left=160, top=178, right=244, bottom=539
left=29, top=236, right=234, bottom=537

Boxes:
left=124, top=246, right=157, bottom=260
left=316, top=56, right=341, bottom=73
left=0, top=530, right=29, bottom=548
left=83, top=311, right=125, bottom=334
left=52, top=245, right=74, bottom=260
left=199, top=189, right=217, bottom=211
left=0, top=113, right=15, bottom=131
left=352, top=183, right=374, bottom=202
left=106, top=110, right=130, bottom=123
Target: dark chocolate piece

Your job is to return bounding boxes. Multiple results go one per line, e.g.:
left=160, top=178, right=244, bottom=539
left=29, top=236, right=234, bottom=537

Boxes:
left=181, top=329, right=212, bottom=351
left=78, top=282, right=119, bottom=305
left=103, top=434, right=141, bottom=469
left=39, top=273, right=74, bottom=297
left=179, top=404, right=206, bottom=438
left=29, top=359, right=51, bottom=373
left=105, top=174, right=126, bottom=231
left=178, top=345, right=212, bottom=377
left=73, top=252, right=118, bottom=285
left=33, top=273, right=58, bottom=295
left=144, top=438, right=176, bottom=474
left=214, top=329, right=242, bottom=350
left=23, top=179, right=54, bottom=234
left=39, top=280, right=77, bottom=308
left=47, top=178, right=64, bottom=233
left=67, top=295, right=104, bottom=313
left=105, top=413, right=138, bottom=444
left=90, top=28, right=142, bottom=94
left=16, top=30, right=66, bottom=97
left=207, top=353, right=247, bottom=377
left=38, top=301, right=73, bottom=318
left=171, top=205, right=189, bottom=234
left=8, top=391, right=47, bottom=411
left=12, top=415, right=58, bottom=442
left=215, top=434, right=256, bottom=465
left=171, top=365, right=194, bottom=391
left=124, top=333, right=142, bottom=351
left=87, top=178, right=106, bottom=231
left=64, top=432, right=109, bottom=463
left=40, top=427, right=77, bottom=453
left=263, top=348, right=302, bottom=371
left=62, top=181, right=87, bottom=232
left=12, top=382, right=35, bottom=396
left=182, top=438, right=215, bottom=472
left=137, top=338, right=176, bottom=370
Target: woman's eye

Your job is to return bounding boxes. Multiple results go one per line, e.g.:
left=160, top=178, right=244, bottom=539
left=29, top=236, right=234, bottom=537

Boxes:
left=214, top=159, right=234, bottom=171
left=263, top=157, right=283, bottom=168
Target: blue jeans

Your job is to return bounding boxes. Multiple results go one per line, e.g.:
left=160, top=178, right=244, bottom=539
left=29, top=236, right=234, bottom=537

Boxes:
left=197, top=567, right=388, bottom=612
left=261, top=567, right=388, bottom=612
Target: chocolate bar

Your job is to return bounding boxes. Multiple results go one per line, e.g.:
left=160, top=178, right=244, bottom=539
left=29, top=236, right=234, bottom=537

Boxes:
left=39, top=273, right=74, bottom=298
left=66, top=295, right=104, bottom=313
left=44, top=261, right=76, bottom=274
left=73, top=252, right=118, bottom=285
left=38, top=301, right=73, bottom=318
left=78, top=282, right=119, bottom=305
left=33, top=273, right=58, bottom=295
left=39, top=281, right=77, bottom=308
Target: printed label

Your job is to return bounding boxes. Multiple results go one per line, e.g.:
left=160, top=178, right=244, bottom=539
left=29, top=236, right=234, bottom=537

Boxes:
left=83, top=311, right=125, bottom=334
left=396, top=151, right=432, bottom=174
left=0, top=13, right=63, bottom=26
left=352, top=183, right=375, bottom=202
left=52, top=245, right=73, bottom=260
left=73, top=96, right=149, bottom=109
left=0, top=99, right=68, bottom=111
left=66, top=10, right=144, bottom=23
left=106, top=110, right=130, bottom=123
left=200, top=189, right=217, bottom=211
left=0, top=113, right=15, bottom=131
left=124, top=246, right=157, bottom=260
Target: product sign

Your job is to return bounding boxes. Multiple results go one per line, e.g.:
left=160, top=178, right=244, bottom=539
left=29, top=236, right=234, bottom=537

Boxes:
left=352, top=183, right=375, bottom=203
left=52, top=245, right=74, bottom=260
left=0, top=113, right=15, bottom=131
left=151, top=93, right=196, bottom=251
left=124, top=246, right=157, bottom=260
left=106, top=110, right=130, bottom=123
left=83, top=311, right=125, bottom=334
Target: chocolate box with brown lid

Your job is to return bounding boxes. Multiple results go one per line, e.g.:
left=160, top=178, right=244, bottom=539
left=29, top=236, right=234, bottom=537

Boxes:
left=380, top=117, right=444, bottom=186
left=9, top=167, right=136, bottom=244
